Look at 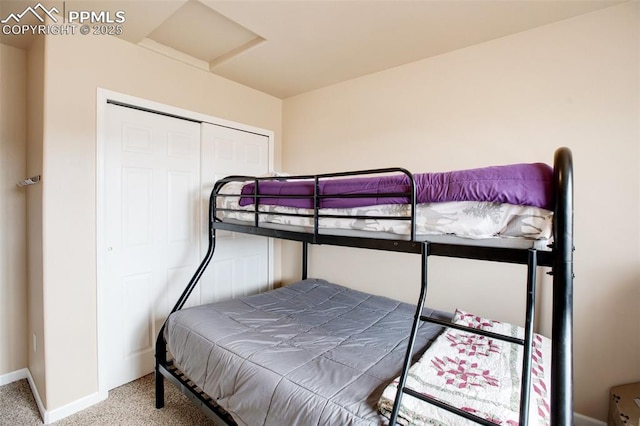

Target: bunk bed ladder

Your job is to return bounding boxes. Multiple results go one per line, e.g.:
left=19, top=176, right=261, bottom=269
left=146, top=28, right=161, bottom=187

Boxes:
left=388, top=246, right=540, bottom=426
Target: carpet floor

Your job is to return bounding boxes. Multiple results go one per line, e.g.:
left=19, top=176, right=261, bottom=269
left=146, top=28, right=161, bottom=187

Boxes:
left=0, top=374, right=217, bottom=425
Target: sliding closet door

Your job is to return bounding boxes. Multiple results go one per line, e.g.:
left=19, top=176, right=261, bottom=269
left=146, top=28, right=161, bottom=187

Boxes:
left=103, top=103, right=201, bottom=390
left=199, top=123, right=270, bottom=304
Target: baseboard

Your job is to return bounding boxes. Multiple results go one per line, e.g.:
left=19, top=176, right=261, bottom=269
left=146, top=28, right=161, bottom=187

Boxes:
left=0, top=368, right=46, bottom=423
left=0, top=367, right=29, bottom=386
left=575, top=412, right=607, bottom=426
left=25, top=370, right=47, bottom=423
left=41, top=388, right=107, bottom=424
left=20, top=369, right=107, bottom=424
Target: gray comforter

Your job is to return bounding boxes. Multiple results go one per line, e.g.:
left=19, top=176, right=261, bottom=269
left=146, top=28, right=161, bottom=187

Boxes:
left=166, top=279, right=448, bottom=425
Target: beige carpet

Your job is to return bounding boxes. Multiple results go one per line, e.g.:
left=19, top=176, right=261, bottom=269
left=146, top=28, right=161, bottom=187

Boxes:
left=0, top=374, right=217, bottom=425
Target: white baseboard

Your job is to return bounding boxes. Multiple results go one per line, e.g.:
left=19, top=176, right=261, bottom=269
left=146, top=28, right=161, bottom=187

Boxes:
left=40, top=387, right=107, bottom=424
left=575, top=412, right=607, bottom=426
left=25, top=369, right=47, bottom=423
left=0, top=367, right=29, bottom=386
left=2, top=368, right=107, bottom=424
left=0, top=368, right=47, bottom=423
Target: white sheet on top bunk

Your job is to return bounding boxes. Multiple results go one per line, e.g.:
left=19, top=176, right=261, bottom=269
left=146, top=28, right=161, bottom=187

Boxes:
left=217, top=181, right=553, bottom=244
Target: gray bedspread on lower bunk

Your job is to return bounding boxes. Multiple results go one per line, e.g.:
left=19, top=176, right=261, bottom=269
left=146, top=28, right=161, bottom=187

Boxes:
left=165, top=278, right=449, bottom=425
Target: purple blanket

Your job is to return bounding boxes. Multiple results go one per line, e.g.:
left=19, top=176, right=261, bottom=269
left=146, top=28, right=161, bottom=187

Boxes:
left=238, top=163, right=553, bottom=210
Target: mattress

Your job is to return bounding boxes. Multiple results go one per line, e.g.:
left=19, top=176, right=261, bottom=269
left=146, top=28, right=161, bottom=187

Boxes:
left=217, top=181, right=554, bottom=249
left=165, top=279, right=450, bottom=425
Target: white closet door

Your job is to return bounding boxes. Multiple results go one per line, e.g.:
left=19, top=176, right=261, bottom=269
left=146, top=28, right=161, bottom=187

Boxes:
left=199, top=123, right=270, bottom=304
left=104, top=103, right=201, bottom=390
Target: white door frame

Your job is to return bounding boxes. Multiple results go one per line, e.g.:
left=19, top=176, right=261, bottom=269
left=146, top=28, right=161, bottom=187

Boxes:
left=96, top=88, right=274, bottom=398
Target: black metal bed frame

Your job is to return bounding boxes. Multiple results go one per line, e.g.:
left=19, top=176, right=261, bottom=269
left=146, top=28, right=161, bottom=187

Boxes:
left=155, top=147, right=574, bottom=425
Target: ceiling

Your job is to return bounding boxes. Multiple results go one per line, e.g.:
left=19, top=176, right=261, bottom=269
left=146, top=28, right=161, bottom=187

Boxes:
left=0, top=0, right=625, bottom=98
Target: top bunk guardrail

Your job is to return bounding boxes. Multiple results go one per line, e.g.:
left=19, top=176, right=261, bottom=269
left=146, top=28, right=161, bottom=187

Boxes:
left=212, top=166, right=419, bottom=240
left=207, top=149, right=571, bottom=267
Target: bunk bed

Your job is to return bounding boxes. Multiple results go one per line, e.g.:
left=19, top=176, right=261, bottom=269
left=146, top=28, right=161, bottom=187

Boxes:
left=155, top=147, right=574, bottom=425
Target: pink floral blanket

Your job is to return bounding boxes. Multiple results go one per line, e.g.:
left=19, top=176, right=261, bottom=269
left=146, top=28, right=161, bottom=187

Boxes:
left=379, top=309, right=551, bottom=425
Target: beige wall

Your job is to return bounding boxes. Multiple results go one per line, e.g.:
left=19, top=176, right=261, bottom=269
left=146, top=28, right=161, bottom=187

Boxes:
left=36, top=33, right=281, bottom=411
left=26, top=35, right=46, bottom=405
left=282, top=2, right=639, bottom=422
left=0, top=44, right=28, bottom=376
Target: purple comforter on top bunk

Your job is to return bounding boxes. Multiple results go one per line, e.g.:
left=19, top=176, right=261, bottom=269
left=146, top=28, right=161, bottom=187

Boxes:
left=238, top=163, right=553, bottom=210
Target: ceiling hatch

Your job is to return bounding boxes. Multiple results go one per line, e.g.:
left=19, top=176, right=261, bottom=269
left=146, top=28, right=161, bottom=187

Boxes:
left=142, top=0, right=264, bottom=71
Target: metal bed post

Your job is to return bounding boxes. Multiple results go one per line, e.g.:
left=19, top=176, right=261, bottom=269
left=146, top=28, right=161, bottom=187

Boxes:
left=551, top=147, right=574, bottom=426
left=518, top=249, right=538, bottom=425
left=302, top=242, right=309, bottom=280
left=155, top=337, right=166, bottom=408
